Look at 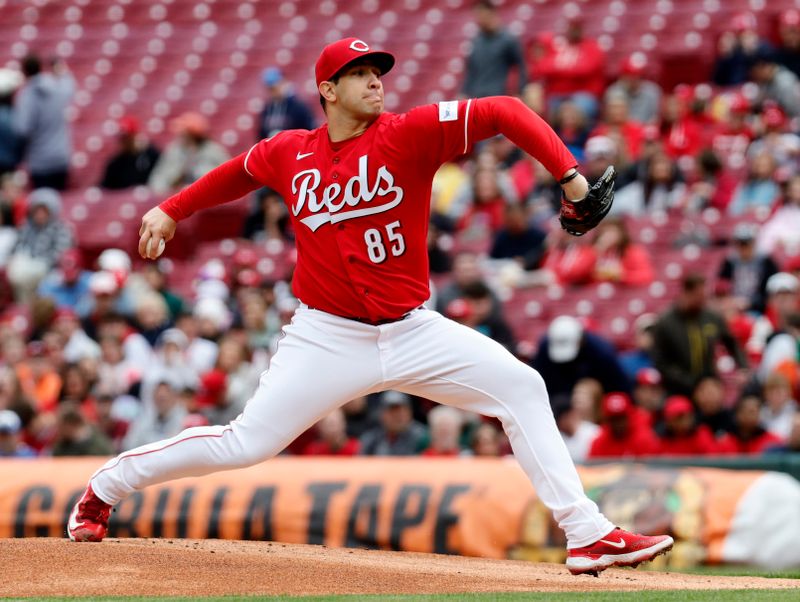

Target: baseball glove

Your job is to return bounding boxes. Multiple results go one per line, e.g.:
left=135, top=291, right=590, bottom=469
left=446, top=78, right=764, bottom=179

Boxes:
left=559, top=166, right=617, bottom=236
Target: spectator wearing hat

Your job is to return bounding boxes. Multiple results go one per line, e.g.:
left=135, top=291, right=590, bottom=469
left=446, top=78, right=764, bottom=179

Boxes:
left=605, top=53, right=662, bottom=125
left=757, top=175, right=800, bottom=256
left=13, top=55, right=74, bottom=190
left=747, top=272, right=800, bottom=361
left=258, top=67, right=315, bottom=139
left=632, top=367, right=665, bottom=421
left=532, top=316, right=632, bottom=398
left=712, top=12, right=771, bottom=87
left=552, top=395, right=599, bottom=463
left=359, top=391, right=427, bottom=456
left=195, top=369, right=237, bottom=426
left=148, top=111, right=229, bottom=195
left=303, top=408, right=360, bottom=456
left=717, top=394, right=784, bottom=454
left=51, top=402, right=114, bottom=456
left=758, top=312, right=800, bottom=388
left=99, top=116, right=160, bottom=189
left=0, top=409, right=35, bottom=457
left=652, top=274, right=748, bottom=396
left=749, top=47, right=800, bottom=118
left=776, top=9, right=800, bottom=78
left=535, top=14, right=605, bottom=121
left=746, top=105, right=800, bottom=176
left=717, top=222, right=779, bottom=314
left=420, top=406, right=469, bottom=457
left=122, top=374, right=187, bottom=450
left=710, top=97, right=754, bottom=174
left=37, top=248, right=94, bottom=316
left=461, top=1, right=527, bottom=100
left=6, top=188, right=73, bottom=302
left=587, top=393, right=659, bottom=459
left=0, top=68, right=24, bottom=177
left=654, top=395, right=719, bottom=456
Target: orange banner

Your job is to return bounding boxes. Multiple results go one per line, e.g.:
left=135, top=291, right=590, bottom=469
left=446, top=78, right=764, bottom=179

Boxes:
left=0, top=458, right=770, bottom=566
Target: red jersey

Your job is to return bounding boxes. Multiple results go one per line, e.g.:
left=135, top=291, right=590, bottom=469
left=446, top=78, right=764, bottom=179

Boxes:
left=655, top=425, right=719, bottom=456
left=160, top=97, right=576, bottom=321
left=303, top=438, right=361, bottom=456
left=717, top=430, right=784, bottom=454
left=587, top=424, right=660, bottom=459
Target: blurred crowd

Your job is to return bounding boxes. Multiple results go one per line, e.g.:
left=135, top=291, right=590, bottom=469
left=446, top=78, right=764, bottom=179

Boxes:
left=1, top=3, right=800, bottom=461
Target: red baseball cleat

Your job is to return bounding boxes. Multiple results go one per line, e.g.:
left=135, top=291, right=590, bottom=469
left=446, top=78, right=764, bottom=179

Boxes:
left=566, top=528, right=674, bottom=576
left=67, top=484, right=112, bottom=542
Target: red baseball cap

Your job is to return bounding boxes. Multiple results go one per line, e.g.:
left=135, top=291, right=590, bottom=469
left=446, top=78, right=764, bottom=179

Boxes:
left=315, top=38, right=395, bottom=87
left=602, top=393, right=633, bottom=417
left=663, top=395, right=694, bottom=419
left=781, top=9, right=800, bottom=28
left=636, top=367, right=662, bottom=387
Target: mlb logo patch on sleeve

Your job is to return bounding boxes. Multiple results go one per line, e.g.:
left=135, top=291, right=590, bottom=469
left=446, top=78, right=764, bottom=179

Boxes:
left=438, top=101, right=459, bottom=122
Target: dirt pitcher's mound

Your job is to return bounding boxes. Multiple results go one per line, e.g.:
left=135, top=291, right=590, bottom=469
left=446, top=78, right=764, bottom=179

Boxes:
left=1, top=538, right=797, bottom=597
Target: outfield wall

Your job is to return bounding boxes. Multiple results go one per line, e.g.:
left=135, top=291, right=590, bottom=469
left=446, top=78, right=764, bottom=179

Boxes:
left=1, top=457, right=799, bottom=569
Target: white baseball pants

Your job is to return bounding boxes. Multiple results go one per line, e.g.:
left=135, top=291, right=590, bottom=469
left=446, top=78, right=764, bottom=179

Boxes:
left=91, top=306, right=614, bottom=548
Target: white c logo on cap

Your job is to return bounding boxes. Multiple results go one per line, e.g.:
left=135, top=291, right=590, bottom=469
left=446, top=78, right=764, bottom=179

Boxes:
left=349, top=40, right=370, bottom=52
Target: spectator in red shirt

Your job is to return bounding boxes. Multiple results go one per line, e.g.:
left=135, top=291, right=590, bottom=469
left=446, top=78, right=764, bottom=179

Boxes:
left=632, top=367, right=665, bottom=424
left=659, top=92, right=703, bottom=162
left=587, top=393, right=659, bottom=459
left=421, top=405, right=467, bottom=457
left=591, top=92, right=645, bottom=162
left=711, top=94, right=754, bottom=176
left=718, top=394, right=784, bottom=454
left=591, top=216, right=654, bottom=286
left=535, top=15, right=606, bottom=121
left=655, top=395, right=720, bottom=456
left=304, top=408, right=360, bottom=456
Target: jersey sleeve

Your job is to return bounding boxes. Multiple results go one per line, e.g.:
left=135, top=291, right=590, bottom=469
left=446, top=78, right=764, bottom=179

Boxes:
left=241, top=133, right=285, bottom=187
left=396, top=97, right=577, bottom=179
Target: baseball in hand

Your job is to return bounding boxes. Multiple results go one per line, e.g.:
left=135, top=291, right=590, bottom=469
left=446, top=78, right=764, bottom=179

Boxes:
left=146, top=238, right=166, bottom=258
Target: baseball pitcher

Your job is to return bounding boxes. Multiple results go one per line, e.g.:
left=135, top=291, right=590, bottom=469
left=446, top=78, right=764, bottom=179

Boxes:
left=68, top=38, right=670, bottom=576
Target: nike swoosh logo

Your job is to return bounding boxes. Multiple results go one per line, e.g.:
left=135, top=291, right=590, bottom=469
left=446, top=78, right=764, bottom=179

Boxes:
left=296, top=151, right=314, bottom=160
left=68, top=506, right=84, bottom=532
left=599, top=538, right=626, bottom=549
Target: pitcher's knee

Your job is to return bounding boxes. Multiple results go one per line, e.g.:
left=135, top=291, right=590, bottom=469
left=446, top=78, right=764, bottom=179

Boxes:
left=211, top=423, right=282, bottom=468
left=500, top=363, right=550, bottom=409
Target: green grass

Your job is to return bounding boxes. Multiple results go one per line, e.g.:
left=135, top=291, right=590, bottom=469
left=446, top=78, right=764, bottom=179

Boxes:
left=663, top=566, right=800, bottom=579
left=8, top=593, right=800, bottom=602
